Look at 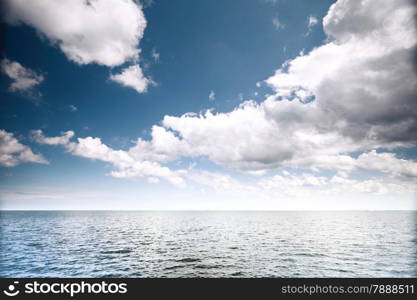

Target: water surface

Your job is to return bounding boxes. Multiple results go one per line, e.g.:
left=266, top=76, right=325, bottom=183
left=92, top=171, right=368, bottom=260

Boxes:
left=1, top=211, right=416, bottom=277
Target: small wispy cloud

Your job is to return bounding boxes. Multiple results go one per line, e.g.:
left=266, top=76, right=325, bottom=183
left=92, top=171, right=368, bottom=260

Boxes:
left=305, top=15, right=319, bottom=36
left=209, top=90, right=215, bottom=101
left=151, top=48, right=160, bottom=62
left=68, top=105, right=78, bottom=112
left=1, top=58, right=44, bottom=96
left=272, top=17, right=285, bottom=30
left=308, top=15, right=318, bottom=28
left=263, top=0, right=282, bottom=5
left=141, top=0, right=155, bottom=8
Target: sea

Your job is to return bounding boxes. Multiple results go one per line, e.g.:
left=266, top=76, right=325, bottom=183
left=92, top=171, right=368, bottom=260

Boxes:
left=1, top=211, right=416, bottom=277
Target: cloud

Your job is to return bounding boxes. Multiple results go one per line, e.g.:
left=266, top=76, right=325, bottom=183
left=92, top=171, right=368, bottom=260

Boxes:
left=110, top=64, right=154, bottom=93
left=2, top=0, right=146, bottom=67
left=151, top=48, right=160, bottom=62
left=142, top=0, right=417, bottom=174
left=186, top=169, right=246, bottom=192
left=147, top=177, right=160, bottom=184
left=258, top=171, right=415, bottom=198
left=208, top=90, right=215, bottom=101
left=263, top=0, right=283, bottom=5
left=304, top=15, right=318, bottom=36
left=307, top=15, right=318, bottom=28
left=2, top=0, right=155, bottom=94
left=0, top=188, right=110, bottom=201
left=28, top=0, right=417, bottom=198
left=0, top=58, right=44, bottom=93
left=32, top=126, right=417, bottom=201
left=356, top=151, right=417, bottom=178
left=141, top=0, right=155, bottom=9
left=0, top=129, right=48, bottom=167
left=265, top=0, right=417, bottom=147
left=272, top=17, right=285, bottom=30
left=32, top=130, right=186, bottom=187
left=31, top=130, right=74, bottom=145
left=68, top=105, right=78, bottom=112
left=184, top=166, right=416, bottom=200
left=68, top=136, right=187, bottom=187
left=159, top=101, right=354, bottom=172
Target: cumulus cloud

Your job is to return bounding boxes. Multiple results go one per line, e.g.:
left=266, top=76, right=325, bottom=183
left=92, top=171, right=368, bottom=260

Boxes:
left=0, top=129, right=48, bottom=167
left=137, top=0, right=417, bottom=176
left=109, top=64, right=153, bottom=93
left=356, top=151, right=417, bottom=178
left=28, top=0, right=417, bottom=199
left=2, top=0, right=154, bottom=94
left=2, top=0, right=146, bottom=67
left=32, top=130, right=186, bottom=187
left=158, top=101, right=359, bottom=172
left=0, top=58, right=44, bottom=93
left=265, top=0, right=417, bottom=149
left=152, top=0, right=417, bottom=176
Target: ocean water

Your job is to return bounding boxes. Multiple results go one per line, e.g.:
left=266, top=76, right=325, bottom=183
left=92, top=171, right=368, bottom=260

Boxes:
left=0, top=211, right=416, bottom=278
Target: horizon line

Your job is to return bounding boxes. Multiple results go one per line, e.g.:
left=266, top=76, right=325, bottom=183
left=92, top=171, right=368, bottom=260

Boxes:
left=1, top=209, right=416, bottom=212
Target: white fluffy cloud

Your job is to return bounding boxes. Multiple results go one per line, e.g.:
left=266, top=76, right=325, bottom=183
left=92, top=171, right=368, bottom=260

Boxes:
left=0, top=129, right=48, bottom=167
left=31, top=130, right=75, bottom=145
left=140, top=0, right=416, bottom=186
left=110, top=64, right=153, bottom=94
left=3, top=0, right=146, bottom=67
left=1, top=58, right=44, bottom=93
left=28, top=0, right=417, bottom=200
left=150, top=0, right=417, bottom=173
left=3, top=0, right=154, bottom=94
left=32, top=125, right=417, bottom=199
left=266, top=0, right=417, bottom=147
left=258, top=171, right=415, bottom=198
left=32, top=130, right=186, bottom=187
left=159, top=101, right=361, bottom=172
left=356, top=151, right=417, bottom=178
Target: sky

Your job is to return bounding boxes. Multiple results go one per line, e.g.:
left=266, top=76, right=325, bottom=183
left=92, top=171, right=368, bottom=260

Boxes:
left=0, top=0, right=416, bottom=210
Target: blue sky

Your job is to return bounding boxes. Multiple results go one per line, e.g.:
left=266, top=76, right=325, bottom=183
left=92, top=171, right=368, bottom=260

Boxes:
left=1, top=0, right=416, bottom=210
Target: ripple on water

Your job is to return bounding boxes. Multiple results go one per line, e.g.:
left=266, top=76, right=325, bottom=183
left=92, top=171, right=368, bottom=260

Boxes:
left=100, top=249, right=132, bottom=254
left=175, top=258, right=201, bottom=263
left=0, top=211, right=415, bottom=277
